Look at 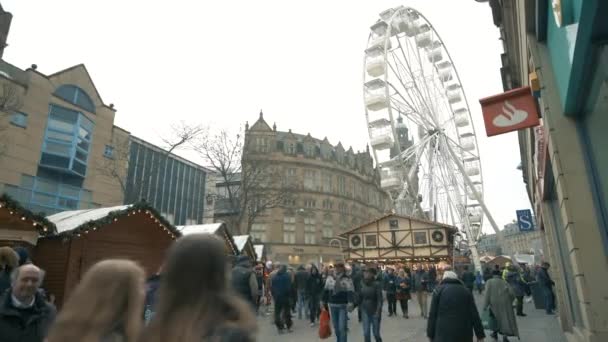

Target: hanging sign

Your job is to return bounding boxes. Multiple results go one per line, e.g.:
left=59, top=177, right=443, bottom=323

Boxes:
left=479, top=86, right=540, bottom=137
left=516, top=209, right=535, bottom=231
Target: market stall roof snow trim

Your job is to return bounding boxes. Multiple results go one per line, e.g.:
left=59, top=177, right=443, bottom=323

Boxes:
left=0, top=193, right=57, bottom=236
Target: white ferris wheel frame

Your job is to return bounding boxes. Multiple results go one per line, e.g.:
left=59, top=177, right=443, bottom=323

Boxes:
left=362, top=6, right=502, bottom=270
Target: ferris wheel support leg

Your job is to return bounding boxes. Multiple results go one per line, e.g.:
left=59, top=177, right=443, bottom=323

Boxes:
left=468, top=244, right=482, bottom=273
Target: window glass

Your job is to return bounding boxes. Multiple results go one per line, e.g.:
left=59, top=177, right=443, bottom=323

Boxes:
left=75, top=149, right=87, bottom=162
left=48, top=118, right=75, bottom=133
left=414, top=232, right=428, bottom=244
left=10, top=112, right=27, bottom=128
left=36, top=177, right=58, bottom=193
left=32, top=192, right=56, bottom=206
left=19, top=175, right=35, bottom=189
left=47, top=131, right=72, bottom=142
left=44, top=141, right=71, bottom=156
left=54, top=85, right=96, bottom=113
left=40, top=153, right=70, bottom=169
left=59, top=184, right=80, bottom=198
left=77, top=138, right=89, bottom=152
left=49, top=105, right=79, bottom=125
left=72, top=161, right=86, bottom=175
left=365, top=234, right=377, bottom=247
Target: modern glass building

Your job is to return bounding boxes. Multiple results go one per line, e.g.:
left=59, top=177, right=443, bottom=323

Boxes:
left=125, top=136, right=210, bottom=225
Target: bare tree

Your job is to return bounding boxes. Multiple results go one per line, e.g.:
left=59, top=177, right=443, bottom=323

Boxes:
left=194, top=129, right=294, bottom=234
left=0, top=82, right=23, bottom=158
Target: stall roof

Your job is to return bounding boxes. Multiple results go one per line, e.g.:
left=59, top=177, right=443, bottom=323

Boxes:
left=48, top=205, right=131, bottom=233
left=0, top=193, right=57, bottom=235
left=254, top=244, right=264, bottom=261
left=176, top=223, right=223, bottom=236
left=233, top=235, right=249, bottom=252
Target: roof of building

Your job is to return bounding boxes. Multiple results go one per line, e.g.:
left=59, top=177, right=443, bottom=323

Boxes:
left=45, top=202, right=181, bottom=238
left=129, top=135, right=212, bottom=173
left=254, top=244, right=265, bottom=261
left=340, top=212, right=459, bottom=237
left=176, top=223, right=223, bottom=235
left=0, top=193, right=57, bottom=236
left=233, top=235, right=250, bottom=252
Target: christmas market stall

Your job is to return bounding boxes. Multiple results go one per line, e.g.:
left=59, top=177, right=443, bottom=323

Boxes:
left=34, top=203, right=180, bottom=306
left=177, top=222, right=238, bottom=256
left=0, top=194, right=55, bottom=248
left=341, top=213, right=457, bottom=270
left=254, top=244, right=266, bottom=263
left=233, top=235, right=257, bottom=260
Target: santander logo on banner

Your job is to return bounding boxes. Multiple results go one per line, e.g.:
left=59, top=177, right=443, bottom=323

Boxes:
left=479, top=86, right=540, bottom=137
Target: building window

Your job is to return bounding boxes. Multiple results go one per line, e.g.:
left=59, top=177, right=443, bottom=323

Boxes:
left=337, top=176, right=346, bottom=195
left=283, top=198, right=296, bottom=207
left=340, top=215, right=348, bottom=231
left=365, top=234, right=377, bottom=248
left=304, top=199, right=316, bottom=208
left=283, top=216, right=296, bottom=244
left=10, top=112, right=27, bottom=128
left=323, top=216, right=333, bottom=238
left=305, top=144, right=316, bottom=157
left=285, top=142, right=296, bottom=155
left=104, top=145, right=114, bottom=158
left=255, top=137, right=268, bottom=153
left=304, top=170, right=318, bottom=190
left=339, top=202, right=347, bottom=213
left=322, top=199, right=333, bottom=210
left=322, top=173, right=332, bottom=193
left=305, top=217, right=316, bottom=244
left=54, top=84, right=96, bottom=113
left=251, top=223, right=267, bottom=243
left=40, top=105, right=94, bottom=177
left=414, top=232, right=428, bottom=245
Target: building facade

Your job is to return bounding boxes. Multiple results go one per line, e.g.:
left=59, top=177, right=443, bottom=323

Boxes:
left=498, top=221, right=542, bottom=257
left=0, top=60, right=127, bottom=215
left=125, top=136, right=212, bottom=225
left=476, top=232, right=500, bottom=256
left=484, top=1, right=608, bottom=341
left=243, top=113, right=392, bottom=265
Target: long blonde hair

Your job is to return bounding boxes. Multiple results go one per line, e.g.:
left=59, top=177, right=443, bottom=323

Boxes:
left=47, top=259, right=145, bottom=342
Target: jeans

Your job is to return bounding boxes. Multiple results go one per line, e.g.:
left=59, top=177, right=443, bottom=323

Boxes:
left=309, top=295, right=320, bottom=323
left=386, top=293, right=397, bottom=315
left=274, top=296, right=292, bottom=330
left=297, top=290, right=308, bottom=319
left=542, top=286, right=555, bottom=313
left=361, top=311, right=382, bottom=342
left=329, top=304, right=348, bottom=342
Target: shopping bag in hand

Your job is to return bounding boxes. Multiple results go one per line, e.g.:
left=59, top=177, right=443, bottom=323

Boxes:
left=481, top=307, right=497, bottom=331
left=318, top=308, right=332, bottom=339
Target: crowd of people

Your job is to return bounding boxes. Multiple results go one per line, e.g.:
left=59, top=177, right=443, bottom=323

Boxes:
left=0, top=238, right=557, bottom=342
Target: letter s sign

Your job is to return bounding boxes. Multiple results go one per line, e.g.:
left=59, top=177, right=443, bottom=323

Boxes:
left=516, top=209, right=534, bottom=231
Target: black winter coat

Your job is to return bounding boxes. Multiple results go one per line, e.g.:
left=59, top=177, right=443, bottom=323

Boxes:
left=306, top=271, right=324, bottom=298
left=426, top=278, right=485, bottom=342
left=359, top=279, right=383, bottom=315
left=0, top=291, right=56, bottom=342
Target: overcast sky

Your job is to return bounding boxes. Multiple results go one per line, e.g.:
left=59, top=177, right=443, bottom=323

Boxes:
left=3, top=0, right=531, bottom=233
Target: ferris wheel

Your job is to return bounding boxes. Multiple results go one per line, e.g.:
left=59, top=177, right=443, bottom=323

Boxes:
left=362, top=6, right=501, bottom=269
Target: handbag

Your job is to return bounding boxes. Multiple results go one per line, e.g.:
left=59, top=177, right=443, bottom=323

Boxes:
left=318, top=308, right=332, bottom=339
left=481, top=307, right=498, bottom=331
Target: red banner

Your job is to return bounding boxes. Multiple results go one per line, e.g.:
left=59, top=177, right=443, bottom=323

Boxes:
left=479, top=86, right=540, bottom=137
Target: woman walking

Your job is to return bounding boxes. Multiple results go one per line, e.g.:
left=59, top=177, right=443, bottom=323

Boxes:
left=141, top=234, right=257, bottom=342
left=359, top=267, right=383, bottom=342
left=484, top=270, right=519, bottom=342
left=426, top=271, right=485, bottom=342
left=396, top=269, right=411, bottom=318
left=47, top=259, right=146, bottom=342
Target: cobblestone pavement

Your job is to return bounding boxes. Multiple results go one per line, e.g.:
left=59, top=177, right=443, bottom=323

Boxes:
left=256, top=293, right=567, bottom=342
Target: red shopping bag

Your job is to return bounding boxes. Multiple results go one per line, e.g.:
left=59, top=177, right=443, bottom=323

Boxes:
left=318, top=308, right=332, bottom=339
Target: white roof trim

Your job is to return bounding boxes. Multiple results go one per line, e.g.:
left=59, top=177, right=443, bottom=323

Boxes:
left=176, top=223, right=223, bottom=236
left=47, top=205, right=132, bottom=234
left=254, top=244, right=264, bottom=261
left=233, top=235, right=250, bottom=252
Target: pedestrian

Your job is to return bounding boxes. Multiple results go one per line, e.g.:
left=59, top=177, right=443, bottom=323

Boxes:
left=141, top=234, right=256, bottom=342
left=0, top=263, right=56, bottom=342
left=383, top=267, right=397, bottom=317
left=47, top=259, right=145, bottom=342
left=396, top=269, right=411, bottom=318
left=359, top=267, right=383, bottom=342
left=322, top=260, right=355, bottom=342
left=295, top=264, right=310, bottom=320
left=536, top=262, right=556, bottom=315
left=484, top=269, right=519, bottom=342
left=271, top=264, right=293, bottom=334
left=426, top=271, right=485, bottom=342
left=460, top=265, right=476, bottom=294
left=503, top=263, right=527, bottom=316
left=428, top=265, right=438, bottom=292
left=231, top=255, right=258, bottom=309
left=412, top=264, right=430, bottom=318
left=143, top=265, right=162, bottom=324
left=13, top=246, right=30, bottom=266
left=351, top=263, right=363, bottom=322
left=483, top=267, right=492, bottom=283
left=287, top=267, right=297, bottom=314
left=475, top=270, right=484, bottom=295
left=0, top=246, right=18, bottom=295
left=306, top=264, right=324, bottom=327
left=254, top=264, right=265, bottom=315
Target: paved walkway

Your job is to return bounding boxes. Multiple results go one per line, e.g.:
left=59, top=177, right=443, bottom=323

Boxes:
left=257, top=293, right=567, bottom=341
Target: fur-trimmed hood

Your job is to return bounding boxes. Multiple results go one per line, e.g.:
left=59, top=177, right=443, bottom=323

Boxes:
left=0, top=247, right=18, bottom=270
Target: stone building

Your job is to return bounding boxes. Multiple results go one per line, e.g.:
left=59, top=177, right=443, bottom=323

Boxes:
left=481, top=1, right=608, bottom=340
left=243, top=113, right=392, bottom=265
left=499, top=221, right=542, bottom=257
left=476, top=232, right=500, bottom=256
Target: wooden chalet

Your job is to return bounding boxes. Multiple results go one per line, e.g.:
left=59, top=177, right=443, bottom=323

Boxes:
left=0, top=194, right=55, bottom=248
left=177, top=222, right=239, bottom=256
left=34, top=203, right=180, bottom=306
left=233, top=235, right=257, bottom=260
left=341, top=213, right=458, bottom=267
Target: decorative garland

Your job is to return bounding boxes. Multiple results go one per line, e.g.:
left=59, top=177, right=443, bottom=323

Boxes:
left=0, top=193, right=56, bottom=235
left=46, top=201, right=181, bottom=240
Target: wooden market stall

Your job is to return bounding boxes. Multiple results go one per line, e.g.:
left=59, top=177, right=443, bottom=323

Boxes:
left=233, top=235, right=257, bottom=260
left=341, top=213, right=457, bottom=270
left=34, top=203, right=180, bottom=306
left=177, top=222, right=239, bottom=256
left=0, top=194, right=55, bottom=248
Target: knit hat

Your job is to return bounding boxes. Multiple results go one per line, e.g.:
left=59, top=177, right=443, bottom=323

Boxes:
left=442, top=270, right=458, bottom=280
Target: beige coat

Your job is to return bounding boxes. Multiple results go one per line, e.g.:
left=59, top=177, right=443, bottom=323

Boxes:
left=483, top=275, right=519, bottom=337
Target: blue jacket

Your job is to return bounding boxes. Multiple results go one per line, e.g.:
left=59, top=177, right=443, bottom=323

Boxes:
left=384, top=273, right=397, bottom=294
left=271, top=269, right=292, bottom=299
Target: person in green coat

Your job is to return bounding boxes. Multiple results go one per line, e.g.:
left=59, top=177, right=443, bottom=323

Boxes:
left=483, top=270, right=519, bottom=342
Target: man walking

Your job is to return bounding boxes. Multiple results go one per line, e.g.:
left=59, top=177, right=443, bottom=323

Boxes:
left=295, top=264, right=310, bottom=320
left=0, top=264, right=56, bottom=342
left=271, top=264, right=293, bottom=334
left=322, top=260, right=355, bottom=342
left=412, top=264, right=430, bottom=318
left=231, top=255, right=258, bottom=308
left=504, top=263, right=527, bottom=316
left=306, top=264, right=324, bottom=326
left=536, top=262, right=556, bottom=315
left=383, top=267, right=397, bottom=317
left=460, top=265, right=476, bottom=294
